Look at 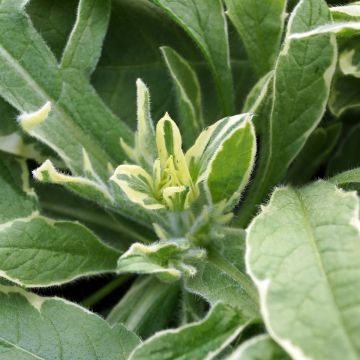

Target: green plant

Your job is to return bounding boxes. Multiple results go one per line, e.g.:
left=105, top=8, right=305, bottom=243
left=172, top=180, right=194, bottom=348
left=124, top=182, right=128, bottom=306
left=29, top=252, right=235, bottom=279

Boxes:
left=0, top=0, right=360, bottom=358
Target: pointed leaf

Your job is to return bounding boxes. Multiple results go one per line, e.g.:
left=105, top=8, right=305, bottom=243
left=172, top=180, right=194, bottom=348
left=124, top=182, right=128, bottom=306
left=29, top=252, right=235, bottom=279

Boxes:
left=161, top=46, right=204, bottom=148
left=33, top=159, right=113, bottom=207
left=247, top=181, right=360, bottom=360
left=117, top=240, right=191, bottom=282
left=0, top=5, right=132, bottom=180
left=186, top=113, right=253, bottom=183
left=0, top=286, right=140, bottom=359
left=136, top=79, right=157, bottom=165
left=238, top=0, right=337, bottom=225
left=130, top=303, right=249, bottom=360
left=225, top=0, right=287, bottom=77
left=206, top=117, right=256, bottom=208
left=152, top=0, right=234, bottom=115
left=111, top=164, right=163, bottom=210
left=61, top=0, right=111, bottom=75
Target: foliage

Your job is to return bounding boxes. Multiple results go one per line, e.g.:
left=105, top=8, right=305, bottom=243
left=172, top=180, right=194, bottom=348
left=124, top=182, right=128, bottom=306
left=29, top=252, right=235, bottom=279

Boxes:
left=0, top=0, right=359, bottom=359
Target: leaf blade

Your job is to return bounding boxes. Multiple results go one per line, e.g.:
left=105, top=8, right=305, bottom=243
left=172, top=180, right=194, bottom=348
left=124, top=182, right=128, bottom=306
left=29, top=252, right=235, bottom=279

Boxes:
left=247, top=181, right=360, bottom=359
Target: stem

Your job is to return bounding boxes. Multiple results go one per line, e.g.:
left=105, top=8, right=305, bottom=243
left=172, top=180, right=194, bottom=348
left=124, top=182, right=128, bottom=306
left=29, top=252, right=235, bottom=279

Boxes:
left=81, top=275, right=131, bottom=308
left=208, top=249, right=259, bottom=307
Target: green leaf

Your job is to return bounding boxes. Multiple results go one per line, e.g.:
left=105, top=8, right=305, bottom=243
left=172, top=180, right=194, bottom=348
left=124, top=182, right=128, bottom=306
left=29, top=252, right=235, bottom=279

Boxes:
left=151, top=0, right=234, bottom=116
left=224, top=0, right=287, bottom=77
left=290, top=22, right=360, bottom=39
left=226, top=334, right=291, bottom=360
left=287, top=123, right=342, bottom=185
left=247, top=181, right=360, bottom=360
left=242, top=72, right=273, bottom=114
left=35, top=183, right=153, bottom=251
left=329, top=168, right=360, bottom=186
left=205, top=117, right=256, bottom=209
left=0, top=3, right=132, bottom=180
left=107, top=276, right=179, bottom=339
left=0, top=154, right=119, bottom=287
left=111, top=164, right=164, bottom=210
left=33, top=159, right=114, bottom=208
left=136, top=79, right=157, bottom=166
left=117, top=240, right=189, bottom=282
left=331, top=3, right=360, bottom=21
left=186, top=113, right=253, bottom=183
left=0, top=286, right=140, bottom=359
left=130, top=303, right=249, bottom=360
left=327, top=123, right=360, bottom=175
left=27, top=0, right=78, bottom=60
left=0, top=216, right=119, bottom=287
left=60, top=0, right=110, bottom=76
left=186, top=229, right=258, bottom=319
left=0, top=153, right=37, bottom=223
left=329, top=74, right=360, bottom=117
left=91, top=0, right=201, bottom=127
left=238, top=0, right=337, bottom=225
left=161, top=46, right=204, bottom=148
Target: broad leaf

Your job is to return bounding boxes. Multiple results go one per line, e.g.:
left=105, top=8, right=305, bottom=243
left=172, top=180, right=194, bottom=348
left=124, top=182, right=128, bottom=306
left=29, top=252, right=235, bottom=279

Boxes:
left=0, top=286, right=140, bottom=359
left=186, top=113, right=253, bottom=183
left=0, top=2, right=132, bottom=180
left=225, top=0, right=287, bottom=77
left=0, top=154, right=119, bottom=287
left=227, top=335, right=291, bottom=360
left=130, top=303, right=249, bottom=360
left=35, top=184, right=153, bottom=251
left=247, top=181, right=360, bottom=360
left=60, top=0, right=111, bottom=76
left=205, top=117, right=256, bottom=209
left=161, top=46, right=204, bottom=148
left=107, top=276, right=179, bottom=339
left=0, top=216, right=119, bottom=287
left=151, top=0, right=234, bottom=116
left=238, top=0, right=337, bottom=225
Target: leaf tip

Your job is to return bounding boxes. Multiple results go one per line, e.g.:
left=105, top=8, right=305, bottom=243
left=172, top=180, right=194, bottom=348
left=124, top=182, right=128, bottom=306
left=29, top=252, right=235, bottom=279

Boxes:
left=18, top=102, right=51, bottom=133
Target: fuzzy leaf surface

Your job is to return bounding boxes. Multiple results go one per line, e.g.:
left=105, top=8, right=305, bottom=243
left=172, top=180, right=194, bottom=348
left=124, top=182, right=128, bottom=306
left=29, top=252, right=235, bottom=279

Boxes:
left=0, top=286, right=140, bottom=359
left=247, top=181, right=360, bottom=360
left=130, top=303, right=248, bottom=360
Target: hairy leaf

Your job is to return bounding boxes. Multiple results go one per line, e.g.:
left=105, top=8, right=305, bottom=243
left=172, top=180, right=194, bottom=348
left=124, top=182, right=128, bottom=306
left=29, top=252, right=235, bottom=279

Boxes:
left=238, top=0, right=337, bottom=225
left=247, top=181, right=360, bottom=360
left=151, top=0, right=234, bottom=116
left=161, top=46, right=204, bottom=148
left=0, top=2, right=132, bottom=179
left=0, top=286, right=140, bottom=359
left=130, top=303, right=248, bottom=360
left=225, top=0, right=287, bottom=77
